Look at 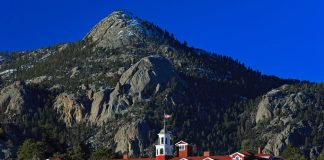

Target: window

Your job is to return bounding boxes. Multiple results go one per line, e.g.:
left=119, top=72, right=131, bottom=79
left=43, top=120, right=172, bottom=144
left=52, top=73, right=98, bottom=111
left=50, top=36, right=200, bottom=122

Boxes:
left=179, top=145, right=185, bottom=151
left=161, top=137, right=164, bottom=144
left=156, top=149, right=158, bottom=155
left=160, top=148, right=164, bottom=155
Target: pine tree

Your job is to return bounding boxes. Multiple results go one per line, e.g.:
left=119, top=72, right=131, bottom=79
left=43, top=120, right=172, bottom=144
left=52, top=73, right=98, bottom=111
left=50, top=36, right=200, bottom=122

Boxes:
left=318, top=149, right=324, bottom=160
left=281, top=145, right=306, bottom=160
left=17, top=139, right=47, bottom=160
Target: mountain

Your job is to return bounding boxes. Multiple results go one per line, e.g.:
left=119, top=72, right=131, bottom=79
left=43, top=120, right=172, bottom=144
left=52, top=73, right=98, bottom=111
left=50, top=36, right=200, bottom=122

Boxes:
left=0, top=10, right=323, bottom=159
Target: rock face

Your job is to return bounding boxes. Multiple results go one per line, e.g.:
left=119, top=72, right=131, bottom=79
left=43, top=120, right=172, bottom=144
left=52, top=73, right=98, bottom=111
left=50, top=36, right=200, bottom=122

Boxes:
left=264, top=122, right=312, bottom=156
left=0, top=81, right=39, bottom=123
left=88, top=55, right=187, bottom=156
left=77, top=55, right=185, bottom=125
left=84, top=10, right=160, bottom=49
left=88, top=89, right=110, bottom=124
left=107, top=55, right=184, bottom=119
left=54, top=93, right=88, bottom=127
left=256, top=86, right=312, bottom=124
left=114, top=119, right=149, bottom=156
left=0, top=82, right=27, bottom=116
left=254, top=85, right=323, bottom=158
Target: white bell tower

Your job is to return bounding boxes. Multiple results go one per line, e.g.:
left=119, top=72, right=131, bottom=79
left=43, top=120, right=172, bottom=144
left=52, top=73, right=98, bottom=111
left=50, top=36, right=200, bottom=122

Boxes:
left=155, top=115, right=173, bottom=160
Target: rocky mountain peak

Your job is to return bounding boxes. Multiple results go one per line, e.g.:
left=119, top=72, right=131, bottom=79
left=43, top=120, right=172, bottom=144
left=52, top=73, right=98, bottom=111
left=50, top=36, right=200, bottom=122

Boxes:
left=84, top=10, right=161, bottom=49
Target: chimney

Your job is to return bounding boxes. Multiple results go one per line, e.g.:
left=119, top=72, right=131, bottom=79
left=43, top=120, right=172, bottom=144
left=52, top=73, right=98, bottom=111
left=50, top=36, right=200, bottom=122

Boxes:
left=123, top=154, right=128, bottom=160
left=258, top=147, right=262, bottom=154
left=203, top=151, right=210, bottom=157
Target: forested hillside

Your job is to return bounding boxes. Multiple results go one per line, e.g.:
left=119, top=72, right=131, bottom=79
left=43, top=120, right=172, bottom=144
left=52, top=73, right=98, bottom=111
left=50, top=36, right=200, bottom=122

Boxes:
left=0, top=10, right=322, bottom=160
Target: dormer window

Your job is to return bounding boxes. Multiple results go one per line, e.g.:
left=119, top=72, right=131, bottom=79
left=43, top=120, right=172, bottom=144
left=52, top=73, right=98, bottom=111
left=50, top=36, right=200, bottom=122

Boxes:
left=234, top=156, right=242, bottom=160
left=179, top=145, right=185, bottom=151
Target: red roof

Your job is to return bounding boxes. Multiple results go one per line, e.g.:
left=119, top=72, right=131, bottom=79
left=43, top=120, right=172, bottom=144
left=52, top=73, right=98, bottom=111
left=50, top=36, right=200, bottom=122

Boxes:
left=171, top=156, right=231, bottom=160
left=113, top=158, right=155, bottom=160
left=255, top=153, right=272, bottom=157
left=113, top=152, right=284, bottom=160
left=241, top=151, right=254, bottom=156
left=114, top=156, right=232, bottom=160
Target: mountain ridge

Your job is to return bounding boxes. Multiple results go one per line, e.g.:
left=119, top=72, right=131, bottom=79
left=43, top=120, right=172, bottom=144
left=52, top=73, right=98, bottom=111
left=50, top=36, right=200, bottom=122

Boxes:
left=0, top=10, right=322, bottom=159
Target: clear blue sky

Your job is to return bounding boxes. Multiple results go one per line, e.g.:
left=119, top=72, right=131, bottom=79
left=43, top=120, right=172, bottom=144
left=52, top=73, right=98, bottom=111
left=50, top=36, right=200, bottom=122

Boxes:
left=0, top=0, right=323, bottom=82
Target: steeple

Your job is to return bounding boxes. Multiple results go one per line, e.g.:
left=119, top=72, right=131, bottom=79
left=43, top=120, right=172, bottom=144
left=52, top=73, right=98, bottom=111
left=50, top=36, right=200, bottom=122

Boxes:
left=155, top=114, right=173, bottom=160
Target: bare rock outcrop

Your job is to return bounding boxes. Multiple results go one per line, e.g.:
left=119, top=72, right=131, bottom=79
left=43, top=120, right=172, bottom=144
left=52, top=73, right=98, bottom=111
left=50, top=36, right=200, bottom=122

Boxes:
left=113, top=119, right=149, bottom=156
left=26, top=75, right=52, bottom=84
left=0, top=81, right=53, bottom=130
left=107, top=55, right=185, bottom=119
left=54, top=93, right=88, bottom=127
left=254, top=85, right=323, bottom=158
left=264, top=122, right=312, bottom=156
left=256, top=85, right=312, bottom=124
left=0, top=82, right=27, bottom=115
left=88, top=89, right=110, bottom=124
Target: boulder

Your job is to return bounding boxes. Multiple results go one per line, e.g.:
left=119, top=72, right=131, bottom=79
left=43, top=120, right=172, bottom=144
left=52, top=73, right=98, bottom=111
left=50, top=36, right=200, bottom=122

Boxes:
left=70, top=67, right=80, bottom=78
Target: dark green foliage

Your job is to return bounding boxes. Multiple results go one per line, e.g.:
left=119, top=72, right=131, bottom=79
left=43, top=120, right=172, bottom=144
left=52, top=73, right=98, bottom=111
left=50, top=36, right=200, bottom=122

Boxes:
left=0, top=82, right=107, bottom=159
left=282, top=145, right=307, bottom=160
left=17, top=139, right=48, bottom=160
left=66, top=142, right=90, bottom=160
left=90, top=147, right=113, bottom=160
left=318, top=149, right=324, bottom=160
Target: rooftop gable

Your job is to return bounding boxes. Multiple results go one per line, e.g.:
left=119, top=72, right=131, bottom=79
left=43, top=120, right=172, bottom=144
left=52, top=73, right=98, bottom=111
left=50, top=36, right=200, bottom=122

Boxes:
left=175, top=140, right=189, bottom=146
left=229, top=152, right=245, bottom=158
